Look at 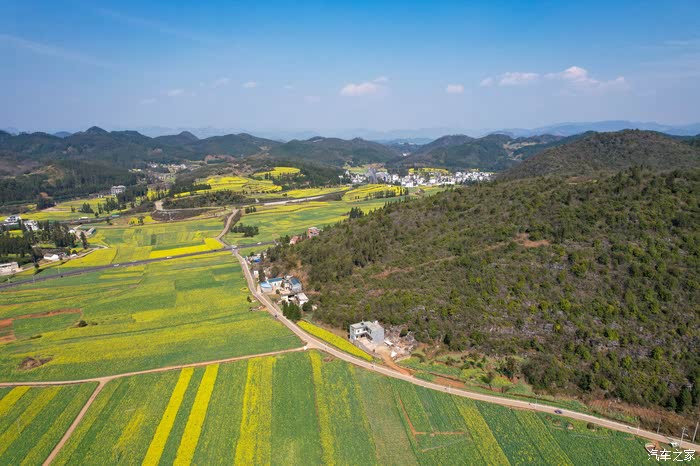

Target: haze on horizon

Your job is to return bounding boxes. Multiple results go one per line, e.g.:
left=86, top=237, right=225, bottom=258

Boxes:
left=2, top=0, right=699, bottom=134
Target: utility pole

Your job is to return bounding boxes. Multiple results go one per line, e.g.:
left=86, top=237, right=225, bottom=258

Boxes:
left=656, top=419, right=661, bottom=435
left=680, top=427, right=687, bottom=448
left=693, top=421, right=698, bottom=443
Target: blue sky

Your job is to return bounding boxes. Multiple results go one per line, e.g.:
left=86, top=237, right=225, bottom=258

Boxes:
left=2, top=0, right=699, bottom=134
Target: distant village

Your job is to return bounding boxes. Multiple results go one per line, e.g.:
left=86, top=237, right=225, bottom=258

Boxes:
left=347, top=167, right=493, bottom=187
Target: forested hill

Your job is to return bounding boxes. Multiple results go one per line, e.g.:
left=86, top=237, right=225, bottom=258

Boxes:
left=0, top=127, right=280, bottom=169
left=270, top=168, right=700, bottom=413
left=391, top=133, right=563, bottom=171
left=503, top=130, right=700, bottom=179
left=268, top=136, right=400, bottom=166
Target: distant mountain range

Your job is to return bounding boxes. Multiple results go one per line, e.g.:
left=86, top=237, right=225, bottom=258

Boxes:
left=2, top=126, right=699, bottom=177
left=5, top=120, right=698, bottom=141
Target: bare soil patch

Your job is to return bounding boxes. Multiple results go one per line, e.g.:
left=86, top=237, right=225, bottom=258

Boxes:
left=0, top=309, right=82, bottom=344
left=14, top=308, right=81, bottom=320
left=514, top=232, right=551, bottom=248
left=19, top=356, right=52, bottom=370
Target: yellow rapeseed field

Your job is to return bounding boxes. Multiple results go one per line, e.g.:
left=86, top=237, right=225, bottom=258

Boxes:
left=174, top=364, right=219, bottom=465
left=143, top=368, right=194, bottom=466
left=234, top=357, right=275, bottom=465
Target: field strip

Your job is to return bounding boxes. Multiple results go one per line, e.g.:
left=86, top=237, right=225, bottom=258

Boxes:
left=174, top=364, right=219, bottom=465
left=142, top=368, right=194, bottom=465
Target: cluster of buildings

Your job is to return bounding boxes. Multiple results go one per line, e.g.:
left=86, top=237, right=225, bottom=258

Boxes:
left=289, top=226, right=321, bottom=245
left=346, top=168, right=493, bottom=187
left=259, top=275, right=309, bottom=307
left=3, top=215, right=39, bottom=231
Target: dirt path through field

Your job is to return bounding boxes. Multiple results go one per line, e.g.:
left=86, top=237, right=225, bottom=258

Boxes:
left=215, top=208, right=239, bottom=246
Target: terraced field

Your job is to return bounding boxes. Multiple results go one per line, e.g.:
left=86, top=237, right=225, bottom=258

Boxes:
left=176, top=175, right=281, bottom=197
left=252, top=166, right=301, bottom=178
left=47, top=351, right=649, bottom=465
left=0, top=253, right=299, bottom=381
left=342, top=183, right=403, bottom=201
left=224, top=197, right=397, bottom=246
left=21, top=197, right=120, bottom=222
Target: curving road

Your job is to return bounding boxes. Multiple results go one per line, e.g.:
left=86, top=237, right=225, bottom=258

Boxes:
left=232, top=250, right=700, bottom=451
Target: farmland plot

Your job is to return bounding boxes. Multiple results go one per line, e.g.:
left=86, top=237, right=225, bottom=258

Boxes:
left=0, top=384, right=95, bottom=465
left=0, top=253, right=299, bottom=381
left=42, top=352, right=651, bottom=465
left=224, top=197, right=397, bottom=246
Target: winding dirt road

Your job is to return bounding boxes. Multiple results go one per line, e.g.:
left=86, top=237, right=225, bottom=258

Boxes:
left=233, top=250, right=700, bottom=451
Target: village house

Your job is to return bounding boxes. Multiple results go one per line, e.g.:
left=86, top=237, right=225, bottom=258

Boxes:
left=110, top=185, right=126, bottom=195
left=0, top=262, right=19, bottom=275
left=349, top=320, right=385, bottom=344
left=4, top=215, right=20, bottom=225
left=308, top=226, right=320, bottom=238
left=24, top=220, right=39, bottom=231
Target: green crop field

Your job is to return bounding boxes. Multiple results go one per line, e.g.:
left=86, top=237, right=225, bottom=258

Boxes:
left=176, top=175, right=281, bottom=197
left=61, top=216, right=225, bottom=269
left=43, top=351, right=650, bottom=465
left=20, top=197, right=120, bottom=222
left=0, top=253, right=300, bottom=381
left=0, top=383, right=96, bottom=465
left=252, top=166, right=301, bottom=178
left=224, top=197, right=398, bottom=246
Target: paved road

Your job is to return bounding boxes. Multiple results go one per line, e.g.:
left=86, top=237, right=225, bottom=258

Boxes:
left=232, top=250, right=700, bottom=451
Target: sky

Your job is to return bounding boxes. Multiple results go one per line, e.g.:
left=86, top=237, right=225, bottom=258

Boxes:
left=2, top=0, right=700, bottom=135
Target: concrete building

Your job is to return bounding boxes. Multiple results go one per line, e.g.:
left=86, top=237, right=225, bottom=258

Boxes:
left=110, top=185, right=126, bottom=195
left=24, top=220, right=39, bottom=231
left=260, top=277, right=284, bottom=293
left=307, top=227, right=320, bottom=238
left=4, top=215, right=20, bottom=224
left=296, top=292, right=309, bottom=306
left=349, top=320, right=385, bottom=344
left=0, top=262, right=19, bottom=275
left=287, top=277, right=303, bottom=293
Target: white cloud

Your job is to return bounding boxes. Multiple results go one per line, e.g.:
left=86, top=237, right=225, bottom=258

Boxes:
left=242, top=81, right=258, bottom=89
left=165, top=88, right=185, bottom=97
left=479, top=77, right=495, bottom=87
left=140, top=98, right=156, bottom=105
left=445, top=84, right=464, bottom=94
left=498, top=72, right=539, bottom=86
left=283, top=84, right=294, bottom=90
left=546, top=66, right=628, bottom=92
left=304, top=95, right=321, bottom=103
left=212, top=77, right=230, bottom=87
left=373, top=76, right=389, bottom=83
left=340, top=81, right=380, bottom=96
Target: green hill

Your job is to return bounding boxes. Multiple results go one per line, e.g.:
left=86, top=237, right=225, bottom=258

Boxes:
left=269, top=168, right=700, bottom=416
left=504, top=130, right=700, bottom=179
left=269, top=137, right=400, bottom=166
left=393, top=133, right=562, bottom=171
